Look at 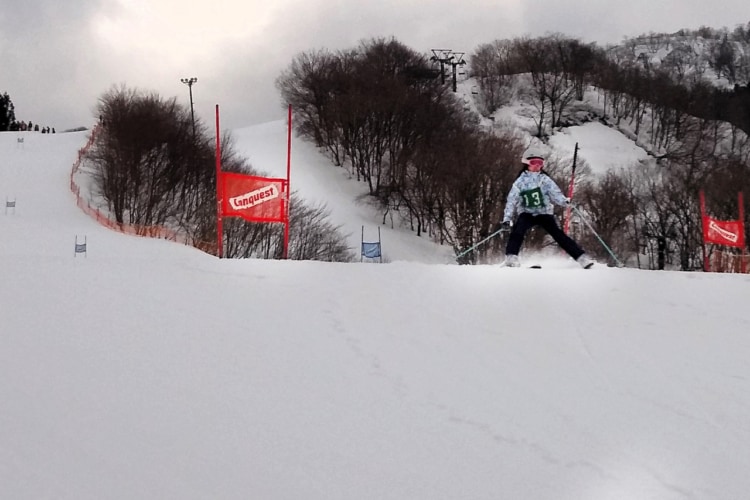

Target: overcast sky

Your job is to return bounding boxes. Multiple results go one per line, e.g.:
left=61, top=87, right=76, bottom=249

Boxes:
left=2, top=0, right=748, bottom=131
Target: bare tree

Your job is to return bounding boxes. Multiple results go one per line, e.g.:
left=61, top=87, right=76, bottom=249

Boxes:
left=89, top=86, right=200, bottom=226
left=576, top=170, right=637, bottom=265
left=469, top=40, right=518, bottom=114
left=514, top=36, right=578, bottom=137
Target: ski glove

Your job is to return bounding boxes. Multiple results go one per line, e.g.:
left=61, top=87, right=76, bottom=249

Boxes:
left=500, top=221, right=512, bottom=232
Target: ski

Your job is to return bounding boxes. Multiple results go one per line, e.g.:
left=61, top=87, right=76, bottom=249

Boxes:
left=498, top=262, right=542, bottom=269
left=499, top=263, right=594, bottom=269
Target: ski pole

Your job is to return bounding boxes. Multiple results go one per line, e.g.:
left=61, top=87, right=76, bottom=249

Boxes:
left=571, top=205, right=624, bottom=267
left=455, top=228, right=506, bottom=262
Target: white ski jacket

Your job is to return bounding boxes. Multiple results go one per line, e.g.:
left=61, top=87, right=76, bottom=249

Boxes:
left=503, top=171, right=568, bottom=222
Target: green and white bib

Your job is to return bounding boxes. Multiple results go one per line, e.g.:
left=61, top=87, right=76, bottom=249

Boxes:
left=520, top=187, right=544, bottom=209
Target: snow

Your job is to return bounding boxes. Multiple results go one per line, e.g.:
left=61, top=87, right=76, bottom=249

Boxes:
left=3, top=126, right=750, bottom=500
left=549, top=122, right=651, bottom=175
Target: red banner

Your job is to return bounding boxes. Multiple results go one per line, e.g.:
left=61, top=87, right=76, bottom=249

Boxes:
left=702, top=216, right=745, bottom=248
left=221, top=172, right=288, bottom=223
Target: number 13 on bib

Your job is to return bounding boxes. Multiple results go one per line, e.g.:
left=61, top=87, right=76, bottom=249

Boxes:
left=520, top=187, right=544, bottom=209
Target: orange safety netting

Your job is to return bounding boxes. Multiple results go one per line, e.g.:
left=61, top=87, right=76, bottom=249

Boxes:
left=709, top=250, right=750, bottom=274
left=70, top=125, right=217, bottom=256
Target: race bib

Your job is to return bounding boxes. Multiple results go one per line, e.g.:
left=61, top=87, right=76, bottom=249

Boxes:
left=520, top=187, right=544, bottom=209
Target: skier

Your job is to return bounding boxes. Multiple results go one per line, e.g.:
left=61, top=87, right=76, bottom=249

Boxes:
left=498, top=149, right=594, bottom=268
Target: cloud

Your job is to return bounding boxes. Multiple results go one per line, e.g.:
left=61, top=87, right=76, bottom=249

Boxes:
left=1, top=1, right=108, bottom=129
left=196, top=0, right=525, bottom=128
left=520, top=0, right=749, bottom=44
left=1, top=0, right=748, bottom=131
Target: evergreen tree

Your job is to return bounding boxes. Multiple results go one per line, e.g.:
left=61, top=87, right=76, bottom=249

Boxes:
left=0, top=92, right=16, bottom=131
left=714, top=34, right=736, bottom=82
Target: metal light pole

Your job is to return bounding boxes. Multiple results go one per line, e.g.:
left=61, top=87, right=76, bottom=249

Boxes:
left=180, top=77, right=197, bottom=137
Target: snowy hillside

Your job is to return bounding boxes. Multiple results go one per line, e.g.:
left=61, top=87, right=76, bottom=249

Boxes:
left=609, top=31, right=750, bottom=88
left=230, top=121, right=455, bottom=264
left=3, top=129, right=750, bottom=500
left=455, top=70, right=653, bottom=180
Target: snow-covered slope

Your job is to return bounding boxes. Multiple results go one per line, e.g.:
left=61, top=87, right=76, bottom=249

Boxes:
left=2, top=129, right=750, bottom=500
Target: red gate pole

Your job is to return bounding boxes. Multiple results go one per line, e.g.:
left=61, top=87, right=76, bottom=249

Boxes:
left=739, top=192, right=745, bottom=273
left=283, top=104, right=292, bottom=259
left=563, top=142, right=578, bottom=235
left=215, top=104, right=224, bottom=258
left=699, top=190, right=708, bottom=272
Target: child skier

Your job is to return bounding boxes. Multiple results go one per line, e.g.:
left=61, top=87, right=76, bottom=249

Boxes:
left=499, top=149, right=593, bottom=268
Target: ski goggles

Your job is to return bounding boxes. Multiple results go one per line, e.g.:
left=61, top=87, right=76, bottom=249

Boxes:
left=524, top=157, right=544, bottom=167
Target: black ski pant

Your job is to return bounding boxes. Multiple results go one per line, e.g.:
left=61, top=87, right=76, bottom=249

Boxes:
left=505, top=213, right=585, bottom=259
